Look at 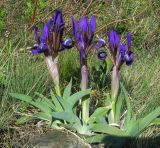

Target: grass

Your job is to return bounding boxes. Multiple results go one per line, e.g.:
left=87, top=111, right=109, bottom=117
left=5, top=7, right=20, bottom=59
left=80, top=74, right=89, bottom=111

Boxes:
left=0, top=0, right=160, bottom=147
left=122, top=46, right=160, bottom=116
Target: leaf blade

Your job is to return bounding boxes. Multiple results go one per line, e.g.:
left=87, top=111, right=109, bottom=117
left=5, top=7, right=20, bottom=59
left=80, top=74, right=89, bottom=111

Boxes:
left=63, top=79, right=72, bottom=99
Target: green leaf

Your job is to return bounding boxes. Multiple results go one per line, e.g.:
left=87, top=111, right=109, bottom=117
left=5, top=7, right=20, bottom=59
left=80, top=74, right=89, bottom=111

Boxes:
left=35, top=92, right=55, bottom=109
left=105, top=94, right=112, bottom=106
left=56, top=95, right=73, bottom=112
left=90, top=123, right=127, bottom=136
left=10, top=93, right=33, bottom=103
left=52, top=112, right=81, bottom=125
left=50, top=90, right=63, bottom=112
left=88, top=107, right=110, bottom=125
left=106, top=58, right=113, bottom=74
left=16, top=112, right=52, bottom=125
left=10, top=93, right=52, bottom=114
left=127, top=107, right=160, bottom=136
left=34, top=112, right=52, bottom=121
left=34, top=98, right=52, bottom=114
left=63, top=79, right=72, bottom=99
left=150, top=118, right=160, bottom=126
left=67, top=89, right=90, bottom=108
left=16, top=115, right=33, bottom=125
left=73, top=123, right=91, bottom=135
left=86, top=134, right=107, bottom=143
left=120, top=83, right=132, bottom=127
left=115, top=91, right=123, bottom=123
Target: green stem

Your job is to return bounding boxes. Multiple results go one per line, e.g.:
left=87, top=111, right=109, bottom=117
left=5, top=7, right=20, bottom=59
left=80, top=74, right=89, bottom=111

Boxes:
left=110, top=101, right=115, bottom=123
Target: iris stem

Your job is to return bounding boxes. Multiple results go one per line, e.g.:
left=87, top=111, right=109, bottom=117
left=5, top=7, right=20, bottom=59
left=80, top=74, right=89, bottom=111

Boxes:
left=81, top=64, right=89, bottom=123
left=45, top=55, right=61, bottom=96
left=111, top=66, right=120, bottom=101
left=110, top=66, right=120, bottom=123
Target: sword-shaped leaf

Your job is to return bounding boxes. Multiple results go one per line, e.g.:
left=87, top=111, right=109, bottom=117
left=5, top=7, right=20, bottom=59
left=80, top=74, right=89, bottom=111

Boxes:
left=67, top=89, right=90, bottom=108
left=63, top=79, right=72, bottom=99
left=52, top=112, right=81, bottom=125
left=90, top=123, right=127, bottom=136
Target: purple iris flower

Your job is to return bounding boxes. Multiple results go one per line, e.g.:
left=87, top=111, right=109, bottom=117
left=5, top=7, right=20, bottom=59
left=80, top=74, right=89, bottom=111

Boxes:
left=72, top=16, right=106, bottom=63
left=107, top=31, right=135, bottom=69
left=31, top=10, right=73, bottom=56
left=119, top=44, right=135, bottom=66
left=31, top=24, right=49, bottom=55
left=108, top=31, right=120, bottom=64
left=118, top=33, right=135, bottom=66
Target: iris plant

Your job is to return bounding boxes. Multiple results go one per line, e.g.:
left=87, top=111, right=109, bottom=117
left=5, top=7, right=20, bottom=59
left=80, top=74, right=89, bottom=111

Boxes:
left=72, top=16, right=106, bottom=122
left=107, top=31, right=135, bottom=123
left=72, top=16, right=106, bottom=123
left=31, top=10, right=73, bottom=95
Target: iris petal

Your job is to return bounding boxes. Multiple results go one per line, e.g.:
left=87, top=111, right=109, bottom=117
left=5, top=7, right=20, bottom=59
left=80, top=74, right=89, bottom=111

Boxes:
left=31, top=43, right=49, bottom=55
left=62, top=38, right=74, bottom=49
left=47, top=17, right=54, bottom=30
left=40, top=24, right=49, bottom=43
left=79, top=34, right=85, bottom=49
left=80, top=16, right=88, bottom=33
left=90, top=16, right=96, bottom=33
left=109, top=31, right=120, bottom=51
left=55, top=10, right=63, bottom=24
left=119, top=44, right=127, bottom=56
left=88, top=16, right=96, bottom=45
left=125, top=51, right=135, bottom=66
left=72, top=17, right=79, bottom=41
left=31, top=45, right=43, bottom=55
left=97, top=50, right=107, bottom=60
left=94, top=38, right=106, bottom=49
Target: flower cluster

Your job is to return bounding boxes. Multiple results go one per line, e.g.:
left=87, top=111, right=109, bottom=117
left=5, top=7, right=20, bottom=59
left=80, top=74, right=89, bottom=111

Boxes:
left=108, top=31, right=135, bottom=70
left=31, top=10, right=135, bottom=69
left=72, top=16, right=106, bottom=65
left=31, top=10, right=74, bottom=56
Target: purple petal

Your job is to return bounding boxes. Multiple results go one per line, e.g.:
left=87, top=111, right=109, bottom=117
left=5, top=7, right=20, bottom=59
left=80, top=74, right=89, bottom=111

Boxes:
left=40, top=24, right=49, bottom=43
left=108, top=31, right=120, bottom=50
left=47, top=17, right=54, bottom=30
left=94, top=38, right=106, bottom=49
left=77, top=34, right=85, bottom=50
left=55, top=9, right=63, bottom=24
left=127, top=32, right=132, bottom=50
left=90, top=16, right=96, bottom=33
left=31, top=45, right=43, bottom=55
left=72, top=17, right=79, bottom=40
left=119, top=44, right=127, bottom=57
left=62, top=38, right=74, bottom=49
left=80, top=16, right=89, bottom=48
left=97, top=50, right=107, bottom=60
left=88, top=16, right=96, bottom=45
left=80, top=16, right=89, bottom=33
left=125, top=51, right=135, bottom=66
left=31, top=43, right=49, bottom=55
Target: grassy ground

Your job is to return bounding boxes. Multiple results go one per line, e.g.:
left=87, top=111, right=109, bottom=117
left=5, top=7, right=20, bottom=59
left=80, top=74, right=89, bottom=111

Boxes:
left=0, top=0, right=160, bottom=147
